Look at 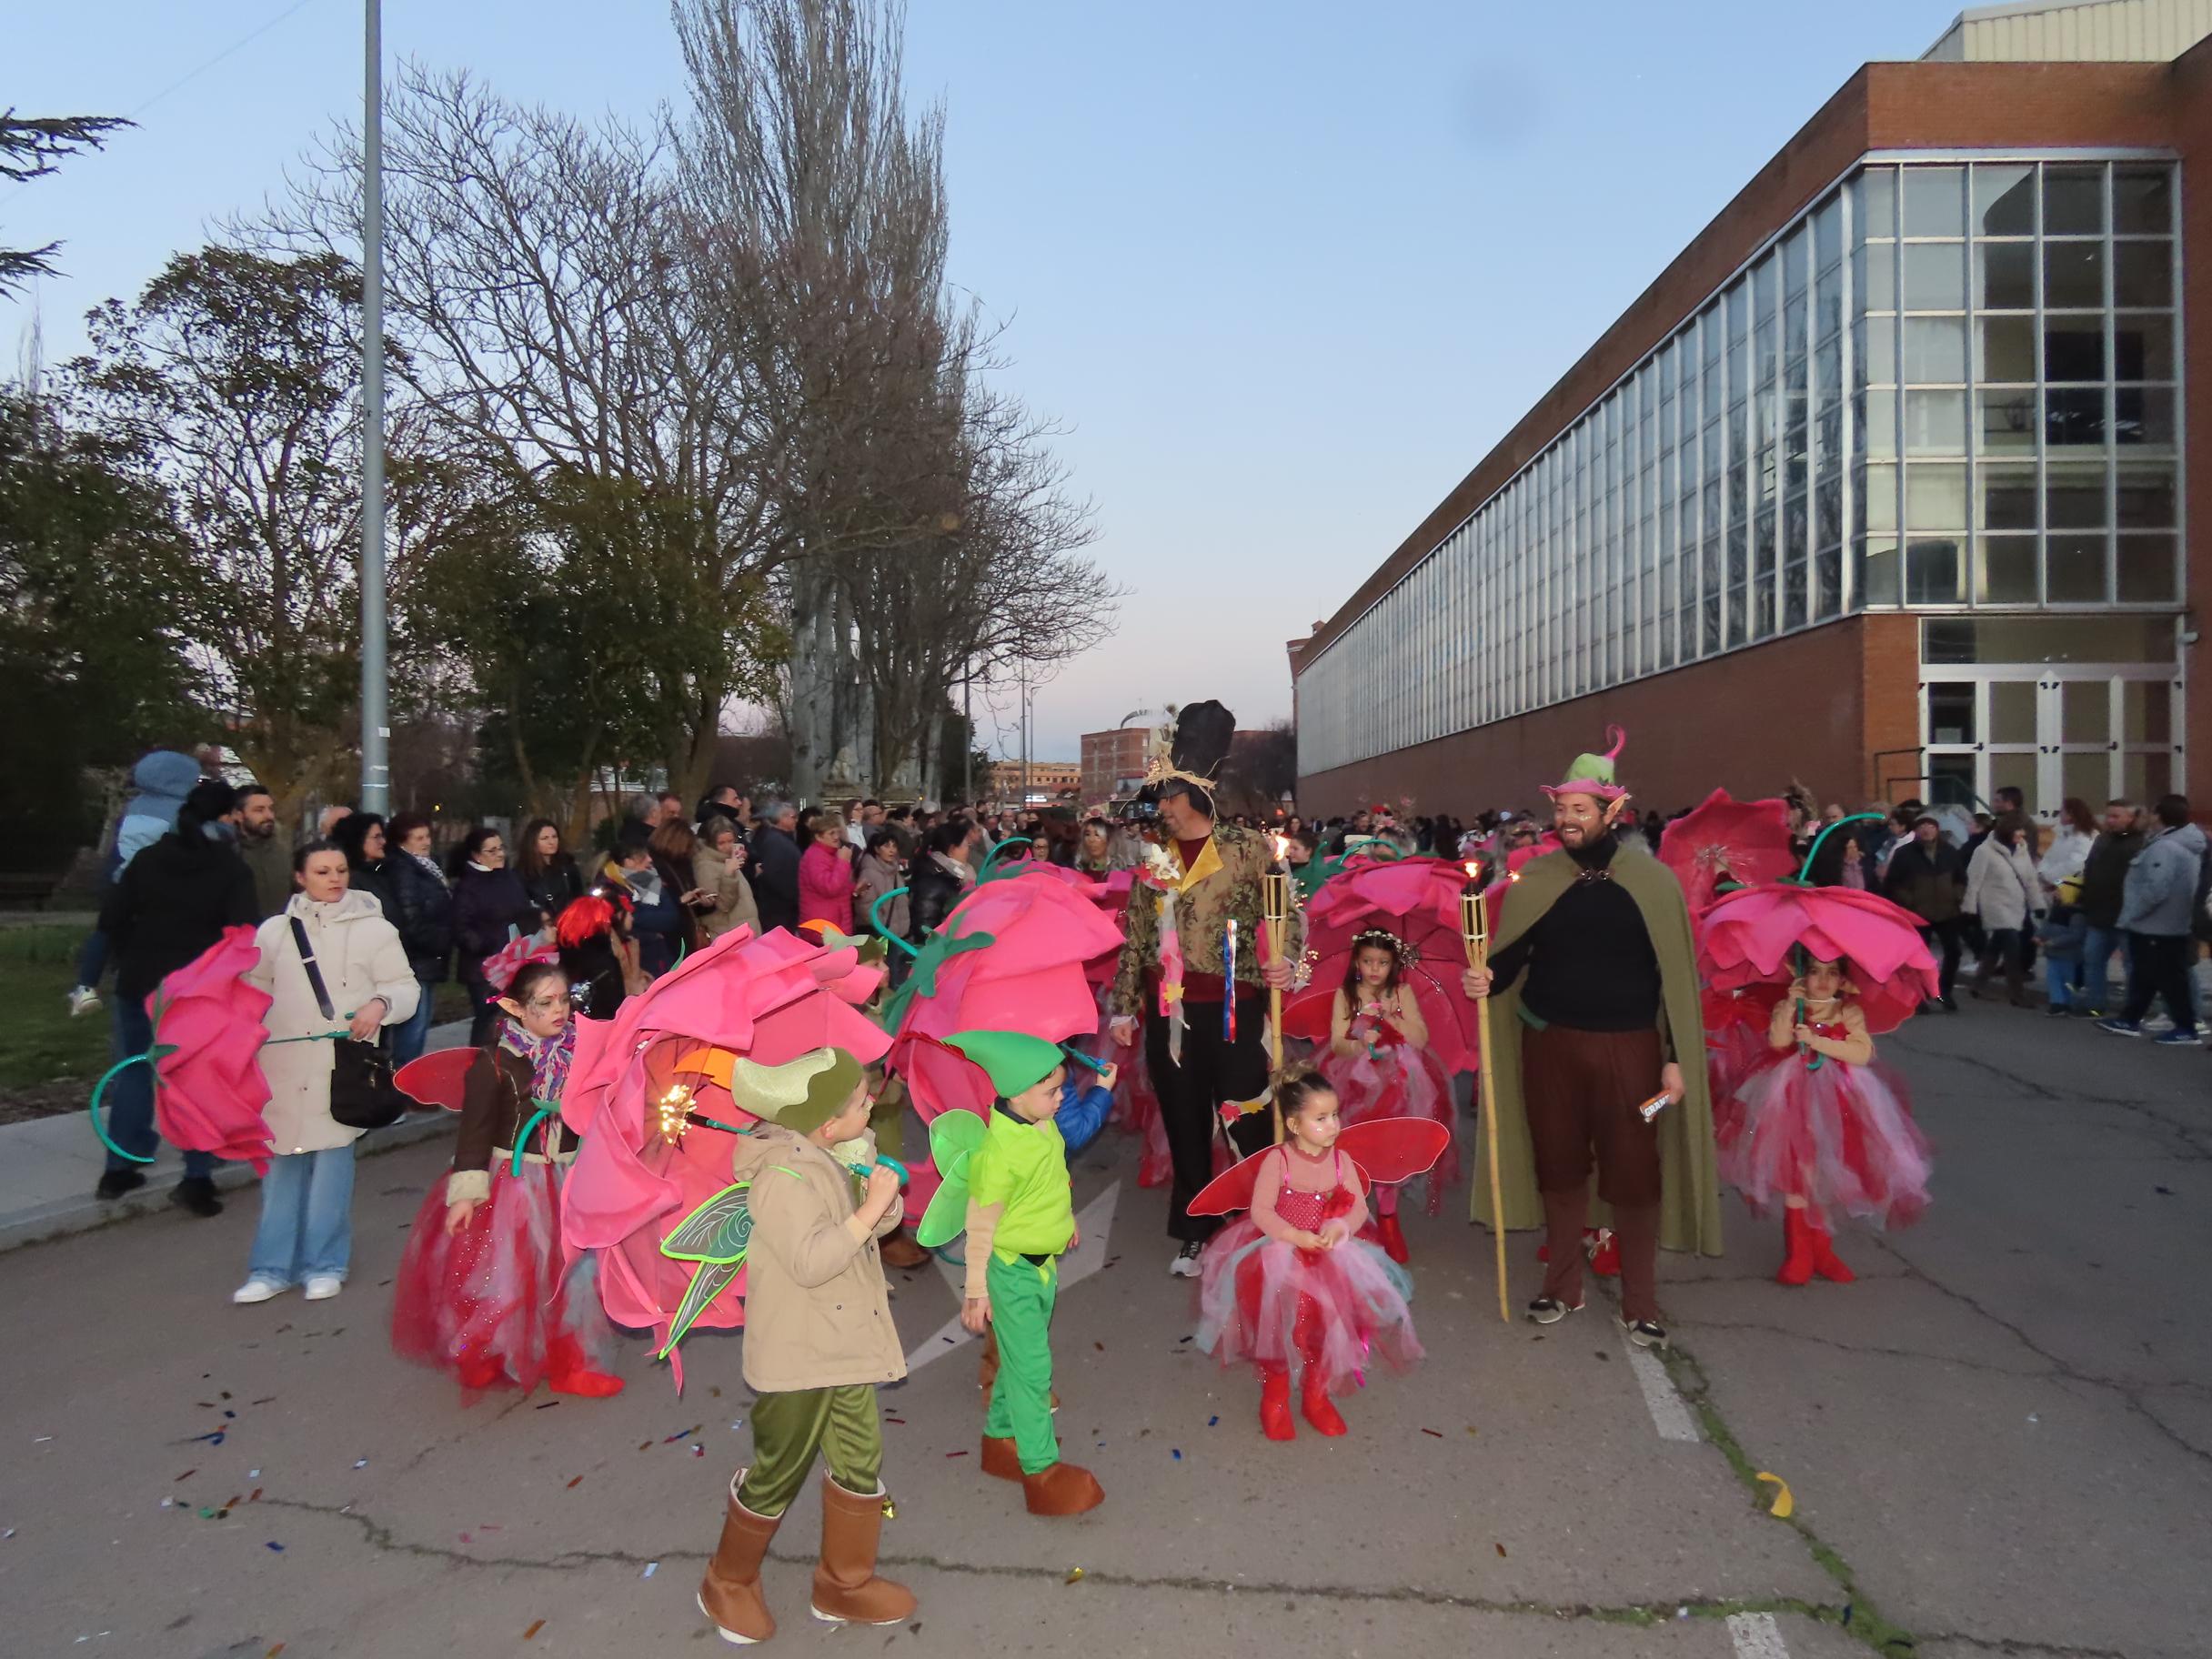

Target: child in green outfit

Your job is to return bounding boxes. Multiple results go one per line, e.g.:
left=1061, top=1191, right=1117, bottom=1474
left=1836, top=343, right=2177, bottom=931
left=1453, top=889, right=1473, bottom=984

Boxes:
left=945, top=1029, right=1115, bottom=1517
left=696, top=1046, right=915, bottom=1645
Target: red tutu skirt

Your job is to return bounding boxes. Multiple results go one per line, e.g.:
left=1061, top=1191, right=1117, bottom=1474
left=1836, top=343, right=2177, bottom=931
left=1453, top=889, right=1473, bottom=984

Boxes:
left=1194, top=1210, right=1421, bottom=1396
left=1719, top=1052, right=1932, bottom=1229
left=1320, top=1042, right=1461, bottom=1213
left=391, top=1161, right=618, bottom=1393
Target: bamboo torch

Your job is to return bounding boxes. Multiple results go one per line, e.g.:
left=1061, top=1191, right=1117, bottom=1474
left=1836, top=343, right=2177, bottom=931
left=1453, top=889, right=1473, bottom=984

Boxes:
left=1263, top=835, right=1292, bottom=1145
left=1463, top=863, right=1511, bottom=1322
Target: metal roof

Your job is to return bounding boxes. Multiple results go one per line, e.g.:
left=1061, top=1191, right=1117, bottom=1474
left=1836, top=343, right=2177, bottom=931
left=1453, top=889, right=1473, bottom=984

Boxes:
left=1923, top=0, right=2212, bottom=60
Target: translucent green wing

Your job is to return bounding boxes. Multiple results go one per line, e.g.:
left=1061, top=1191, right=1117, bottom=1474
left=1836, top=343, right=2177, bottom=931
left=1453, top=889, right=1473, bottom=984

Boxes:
left=661, top=1181, right=753, bottom=1265
left=659, top=1260, right=743, bottom=1360
left=916, top=1111, right=989, bottom=1250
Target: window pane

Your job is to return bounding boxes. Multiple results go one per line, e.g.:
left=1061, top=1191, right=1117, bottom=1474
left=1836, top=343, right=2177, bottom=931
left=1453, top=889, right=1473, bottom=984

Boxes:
left=2044, top=316, right=2105, bottom=381
left=2046, top=465, right=2108, bottom=528
left=2046, top=533, right=2107, bottom=602
left=2112, top=241, right=2172, bottom=308
left=2062, top=680, right=2108, bottom=744
left=2115, top=386, right=2177, bottom=447
left=1863, top=464, right=1897, bottom=531
left=1974, top=164, right=2036, bottom=236
left=1977, top=242, right=2035, bottom=310
left=1978, top=535, right=2039, bottom=602
left=2115, top=464, right=2176, bottom=528
left=1904, top=317, right=1967, bottom=382
left=1976, top=316, right=2036, bottom=382
left=2045, top=241, right=2105, bottom=309
left=2046, top=386, right=2107, bottom=449
left=1861, top=535, right=1901, bottom=605
left=1978, top=465, right=2037, bottom=529
left=1905, top=390, right=1966, bottom=453
left=2116, top=534, right=2177, bottom=602
left=1860, top=315, right=1896, bottom=384
left=2114, top=312, right=2174, bottom=381
left=1907, top=464, right=1966, bottom=528
left=2124, top=679, right=2174, bottom=745
left=2043, top=165, right=2105, bottom=236
left=1815, top=474, right=1842, bottom=546
left=1855, top=240, right=1897, bottom=311
left=1815, top=195, right=1843, bottom=268
left=1907, top=536, right=1964, bottom=603
left=1979, top=389, right=2037, bottom=452
left=1904, top=166, right=1966, bottom=236
left=1815, top=546, right=1842, bottom=618
left=1928, top=681, right=1976, bottom=742
left=1862, top=166, right=1897, bottom=239
left=1904, top=242, right=1966, bottom=310
left=2113, top=166, right=2172, bottom=235
left=1991, top=680, right=2038, bottom=743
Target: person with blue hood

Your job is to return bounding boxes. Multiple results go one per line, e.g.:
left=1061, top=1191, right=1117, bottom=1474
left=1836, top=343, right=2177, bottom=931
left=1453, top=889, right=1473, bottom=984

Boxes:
left=65, top=749, right=203, bottom=1019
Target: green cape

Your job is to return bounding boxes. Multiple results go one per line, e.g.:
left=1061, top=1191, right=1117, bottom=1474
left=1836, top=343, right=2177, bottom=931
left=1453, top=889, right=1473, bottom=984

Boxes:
left=1470, top=844, right=1725, bottom=1256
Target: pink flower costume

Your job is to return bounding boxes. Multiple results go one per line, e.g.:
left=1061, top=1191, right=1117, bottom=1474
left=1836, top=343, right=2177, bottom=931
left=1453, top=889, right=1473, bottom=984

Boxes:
left=1319, top=995, right=1461, bottom=1221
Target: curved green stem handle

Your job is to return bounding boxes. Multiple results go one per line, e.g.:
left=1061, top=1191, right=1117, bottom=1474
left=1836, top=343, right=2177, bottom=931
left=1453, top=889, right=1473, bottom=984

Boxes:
left=87, top=1051, right=158, bottom=1164
left=974, top=835, right=1037, bottom=880
left=509, top=1100, right=558, bottom=1178
left=869, top=886, right=920, bottom=958
left=1789, top=812, right=1886, bottom=886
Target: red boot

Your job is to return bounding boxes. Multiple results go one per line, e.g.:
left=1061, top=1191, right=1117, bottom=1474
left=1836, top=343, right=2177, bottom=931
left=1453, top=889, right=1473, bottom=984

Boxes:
left=1586, top=1227, right=1620, bottom=1279
left=1776, top=1208, right=1815, bottom=1286
left=1300, top=1371, right=1347, bottom=1437
left=546, top=1335, right=624, bottom=1398
left=1259, top=1369, right=1295, bottom=1441
left=1376, top=1212, right=1410, bottom=1265
left=1807, top=1215, right=1856, bottom=1283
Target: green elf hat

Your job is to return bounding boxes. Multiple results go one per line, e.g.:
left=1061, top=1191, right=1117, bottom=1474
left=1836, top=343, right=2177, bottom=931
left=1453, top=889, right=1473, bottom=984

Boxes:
left=1540, top=724, right=1631, bottom=803
left=727, top=1047, right=865, bottom=1135
left=942, top=1031, right=1065, bottom=1100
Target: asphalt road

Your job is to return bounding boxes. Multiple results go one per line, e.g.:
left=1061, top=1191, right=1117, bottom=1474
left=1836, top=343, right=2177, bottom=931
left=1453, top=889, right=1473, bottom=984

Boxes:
left=2, top=1006, right=2205, bottom=1659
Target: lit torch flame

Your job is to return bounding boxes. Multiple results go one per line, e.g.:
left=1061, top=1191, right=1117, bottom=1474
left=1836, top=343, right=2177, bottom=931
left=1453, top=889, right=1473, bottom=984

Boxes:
left=1271, top=832, right=1290, bottom=866
left=1463, top=860, right=1481, bottom=883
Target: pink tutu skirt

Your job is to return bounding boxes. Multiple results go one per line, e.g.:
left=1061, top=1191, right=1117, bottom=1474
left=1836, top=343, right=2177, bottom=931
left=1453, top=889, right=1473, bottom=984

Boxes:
left=1321, top=1042, right=1462, bottom=1212
left=1194, top=1219, right=1422, bottom=1395
left=1720, top=1053, right=1932, bottom=1229
left=391, top=1161, right=618, bottom=1393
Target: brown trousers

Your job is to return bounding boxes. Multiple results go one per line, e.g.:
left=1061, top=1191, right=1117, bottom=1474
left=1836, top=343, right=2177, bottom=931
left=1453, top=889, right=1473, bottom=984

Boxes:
left=1523, top=1022, right=1664, bottom=1323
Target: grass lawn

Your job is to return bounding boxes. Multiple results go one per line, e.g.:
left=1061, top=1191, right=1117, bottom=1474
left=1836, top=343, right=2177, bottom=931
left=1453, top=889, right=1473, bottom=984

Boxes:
left=0, top=925, right=110, bottom=1111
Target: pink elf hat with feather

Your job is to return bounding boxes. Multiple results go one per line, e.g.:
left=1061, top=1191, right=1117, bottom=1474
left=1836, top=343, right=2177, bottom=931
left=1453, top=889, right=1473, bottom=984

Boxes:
left=1539, top=725, right=1631, bottom=802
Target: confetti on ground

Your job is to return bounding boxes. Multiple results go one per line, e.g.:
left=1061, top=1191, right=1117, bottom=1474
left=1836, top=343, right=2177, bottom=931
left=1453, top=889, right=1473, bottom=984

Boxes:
left=1064, top=1567, right=1085, bottom=1584
left=251, top=1397, right=276, bottom=1406
left=266, top=1645, right=286, bottom=1658
left=460, top=1533, right=472, bottom=1543
left=690, top=1445, right=705, bottom=1458
left=566, top=1476, right=583, bottom=1489
left=663, top=1424, right=702, bottom=1443
left=1421, top=1428, right=1443, bottom=1438
left=187, top=1432, right=226, bottom=1446
left=883, top=1417, right=904, bottom=1426
left=534, top=1402, right=559, bottom=1411
left=730, top=1421, right=745, bottom=1431
left=161, top=1499, right=173, bottom=1509
left=1494, top=1543, right=1507, bottom=1558
left=1207, top=1416, right=1219, bottom=1427
left=352, top=1459, right=367, bottom=1469
left=1177, top=1335, right=1192, bottom=1344
left=175, top=1470, right=196, bottom=1482
left=266, top=1542, right=286, bottom=1553
left=1466, top=1427, right=1479, bottom=1436
left=641, top=1562, right=659, bottom=1579
left=944, top=1450, right=969, bottom=1459
left=710, top=1386, right=722, bottom=1397
left=523, top=1620, right=546, bottom=1640
left=249, top=1469, right=260, bottom=1478
left=1171, top=1449, right=1182, bottom=1461
left=1754, top=1472, right=1795, bottom=1519
left=1093, top=1342, right=1104, bottom=1352
left=250, top=1489, right=263, bottom=1502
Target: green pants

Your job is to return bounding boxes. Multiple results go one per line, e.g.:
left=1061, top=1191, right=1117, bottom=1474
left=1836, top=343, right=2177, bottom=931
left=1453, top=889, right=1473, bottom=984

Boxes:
left=735, top=1384, right=883, bottom=1519
left=984, top=1252, right=1060, bottom=1474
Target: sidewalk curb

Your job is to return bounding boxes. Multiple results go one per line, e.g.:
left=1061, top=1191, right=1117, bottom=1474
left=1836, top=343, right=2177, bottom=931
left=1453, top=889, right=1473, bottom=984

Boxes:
left=0, top=1111, right=456, bottom=1254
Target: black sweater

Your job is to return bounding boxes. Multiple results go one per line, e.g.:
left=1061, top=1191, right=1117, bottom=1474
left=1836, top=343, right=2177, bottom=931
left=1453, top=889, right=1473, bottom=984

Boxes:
left=1486, top=837, right=1664, bottom=1033
left=97, top=830, right=261, bottom=1000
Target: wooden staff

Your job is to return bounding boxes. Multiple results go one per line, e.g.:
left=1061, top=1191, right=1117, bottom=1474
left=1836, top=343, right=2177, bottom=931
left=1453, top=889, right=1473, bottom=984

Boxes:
left=1262, top=854, right=1291, bottom=1145
left=1462, top=877, right=1511, bottom=1322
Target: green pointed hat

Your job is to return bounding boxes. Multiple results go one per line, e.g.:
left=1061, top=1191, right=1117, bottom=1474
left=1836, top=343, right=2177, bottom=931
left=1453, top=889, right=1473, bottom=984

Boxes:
left=727, top=1047, right=865, bottom=1134
left=1541, top=724, right=1630, bottom=802
left=942, top=1031, right=1065, bottom=1099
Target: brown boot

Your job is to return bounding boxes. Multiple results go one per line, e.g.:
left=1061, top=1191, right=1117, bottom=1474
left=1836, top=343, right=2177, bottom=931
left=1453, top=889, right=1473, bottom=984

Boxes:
left=1021, top=1462, right=1104, bottom=1516
left=698, top=1472, right=779, bottom=1645
left=980, top=1435, right=1022, bottom=1481
left=809, top=1476, right=917, bottom=1628
left=880, top=1226, right=930, bottom=1270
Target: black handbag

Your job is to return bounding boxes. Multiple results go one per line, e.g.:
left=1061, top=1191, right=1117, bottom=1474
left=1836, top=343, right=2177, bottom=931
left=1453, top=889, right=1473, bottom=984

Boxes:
left=290, top=916, right=407, bottom=1131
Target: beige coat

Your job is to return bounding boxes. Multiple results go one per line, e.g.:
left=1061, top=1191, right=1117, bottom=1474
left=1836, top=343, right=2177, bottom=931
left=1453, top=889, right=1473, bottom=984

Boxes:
left=248, top=890, right=419, bottom=1155
left=730, top=1122, right=904, bottom=1393
left=691, top=843, right=759, bottom=940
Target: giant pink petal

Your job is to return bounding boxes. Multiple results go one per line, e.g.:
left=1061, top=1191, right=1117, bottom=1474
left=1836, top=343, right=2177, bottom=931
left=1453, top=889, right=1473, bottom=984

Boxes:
left=148, top=929, right=275, bottom=1173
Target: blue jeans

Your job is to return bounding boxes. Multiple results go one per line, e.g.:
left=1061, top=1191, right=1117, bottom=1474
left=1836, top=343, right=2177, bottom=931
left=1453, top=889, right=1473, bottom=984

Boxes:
left=2079, top=925, right=2122, bottom=1010
left=2044, top=954, right=2077, bottom=1009
left=247, top=1145, right=357, bottom=1284
left=392, top=973, right=440, bottom=1067
left=75, top=929, right=110, bottom=989
left=105, top=994, right=214, bottom=1179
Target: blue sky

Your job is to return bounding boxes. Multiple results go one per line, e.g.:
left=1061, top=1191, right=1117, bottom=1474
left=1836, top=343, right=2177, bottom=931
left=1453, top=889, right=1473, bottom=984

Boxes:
left=6, top=0, right=1953, bottom=762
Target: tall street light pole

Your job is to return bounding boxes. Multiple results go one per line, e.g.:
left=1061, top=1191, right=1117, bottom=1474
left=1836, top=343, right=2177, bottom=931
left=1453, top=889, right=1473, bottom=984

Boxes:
left=359, top=0, right=390, bottom=812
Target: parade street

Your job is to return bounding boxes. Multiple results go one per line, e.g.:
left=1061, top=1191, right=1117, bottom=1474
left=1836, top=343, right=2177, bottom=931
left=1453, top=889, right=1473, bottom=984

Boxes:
left=4, top=1006, right=2205, bottom=1659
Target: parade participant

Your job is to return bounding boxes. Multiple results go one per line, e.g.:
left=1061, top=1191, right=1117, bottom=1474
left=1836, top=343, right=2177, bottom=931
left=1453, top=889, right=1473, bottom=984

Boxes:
left=698, top=1048, right=913, bottom=1645
left=554, top=886, right=643, bottom=1020
left=1721, top=956, right=1931, bottom=1283
left=389, top=961, right=625, bottom=1395
left=1322, top=928, right=1458, bottom=1262
left=1193, top=1070, right=1420, bottom=1441
left=1462, top=729, right=1722, bottom=1348
left=1106, top=701, right=1294, bottom=1277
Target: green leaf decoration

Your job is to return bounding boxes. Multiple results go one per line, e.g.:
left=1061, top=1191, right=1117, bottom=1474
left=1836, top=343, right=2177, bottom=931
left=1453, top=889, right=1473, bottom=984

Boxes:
left=660, top=1181, right=754, bottom=1265
left=876, top=913, right=998, bottom=1031
left=659, top=1259, right=743, bottom=1358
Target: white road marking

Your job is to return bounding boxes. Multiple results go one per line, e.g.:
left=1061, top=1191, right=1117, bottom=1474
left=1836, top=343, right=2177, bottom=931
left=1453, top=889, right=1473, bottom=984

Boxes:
left=1622, top=1332, right=1700, bottom=1442
left=902, top=1181, right=1121, bottom=1372
left=1725, top=1611, right=1790, bottom=1659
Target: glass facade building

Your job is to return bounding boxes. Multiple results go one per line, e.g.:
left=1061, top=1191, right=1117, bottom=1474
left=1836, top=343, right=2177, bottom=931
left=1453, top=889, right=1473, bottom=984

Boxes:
left=1295, top=156, right=2183, bottom=800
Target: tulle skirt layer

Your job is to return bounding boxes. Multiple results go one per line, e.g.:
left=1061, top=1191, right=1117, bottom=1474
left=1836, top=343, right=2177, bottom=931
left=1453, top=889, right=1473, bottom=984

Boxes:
left=1321, top=1044, right=1462, bottom=1212
left=1193, top=1218, right=1422, bottom=1395
left=1719, top=1054, right=1932, bottom=1229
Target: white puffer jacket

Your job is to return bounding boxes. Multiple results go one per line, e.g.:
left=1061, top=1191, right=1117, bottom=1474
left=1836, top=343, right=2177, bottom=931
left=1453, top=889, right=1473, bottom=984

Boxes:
left=1964, top=837, right=2042, bottom=932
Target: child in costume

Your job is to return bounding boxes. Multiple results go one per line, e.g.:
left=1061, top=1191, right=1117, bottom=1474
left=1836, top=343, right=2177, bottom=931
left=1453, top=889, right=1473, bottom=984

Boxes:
left=942, top=1031, right=1114, bottom=1516
left=1195, top=1069, right=1422, bottom=1440
left=1322, top=929, right=1459, bottom=1261
left=1720, top=956, right=1933, bottom=1285
left=697, top=1047, right=914, bottom=1645
left=390, top=961, right=624, bottom=1397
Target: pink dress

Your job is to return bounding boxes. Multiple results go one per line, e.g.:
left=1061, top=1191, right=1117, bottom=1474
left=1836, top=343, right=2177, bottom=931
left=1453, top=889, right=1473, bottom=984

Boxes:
left=1194, top=1144, right=1422, bottom=1395
left=1319, top=993, right=1461, bottom=1213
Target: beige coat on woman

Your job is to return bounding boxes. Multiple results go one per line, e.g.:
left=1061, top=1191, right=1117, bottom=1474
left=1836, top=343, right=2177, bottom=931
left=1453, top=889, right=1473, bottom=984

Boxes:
left=247, top=890, right=419, bottom=1155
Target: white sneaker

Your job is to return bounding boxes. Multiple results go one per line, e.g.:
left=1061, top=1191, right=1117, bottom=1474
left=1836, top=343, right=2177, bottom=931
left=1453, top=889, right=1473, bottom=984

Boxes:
left=1169, top=1242, right=1203, bottom=1278
left=65, top=985, right=100, bottom=1018
left=232, top=1277, right=289, bottom=1304
left=303, top=1274, right=343, bottom=1302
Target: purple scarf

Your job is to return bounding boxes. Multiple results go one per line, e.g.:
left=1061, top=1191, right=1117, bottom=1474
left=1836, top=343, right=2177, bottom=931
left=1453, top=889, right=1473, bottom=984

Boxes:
left=498, top=1021, right=576, bottom=1104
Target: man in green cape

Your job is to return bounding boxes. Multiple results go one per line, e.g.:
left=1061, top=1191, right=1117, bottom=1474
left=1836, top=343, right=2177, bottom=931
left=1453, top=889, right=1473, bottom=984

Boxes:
left=1463, top=728, right=1723, bottom=1348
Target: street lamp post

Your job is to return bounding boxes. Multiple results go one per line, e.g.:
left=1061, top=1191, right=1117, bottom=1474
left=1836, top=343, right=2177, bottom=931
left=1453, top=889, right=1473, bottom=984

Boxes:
left=358, top=0, right=390, bottom=812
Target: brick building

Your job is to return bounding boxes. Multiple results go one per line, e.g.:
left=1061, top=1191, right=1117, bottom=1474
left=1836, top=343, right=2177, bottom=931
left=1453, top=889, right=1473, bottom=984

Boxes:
left=1295, top=0, right=2207, bottom=824
left=1080, top=726, right=1153, bottom=802
left=983, top=759, right=1081, bottom=803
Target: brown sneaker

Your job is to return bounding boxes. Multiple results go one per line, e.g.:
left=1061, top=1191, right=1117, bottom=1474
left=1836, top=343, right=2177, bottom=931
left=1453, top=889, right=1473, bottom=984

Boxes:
left=980, top=1435, right=1022, bottom=1481
left=1021, top=1462, right=1104, bottom=1516
left=698, top=1472, right=779, bottom=1644
left=879, top=1227, right=930, bottom=1270
left=809, top=1476, right=917, bottom=1627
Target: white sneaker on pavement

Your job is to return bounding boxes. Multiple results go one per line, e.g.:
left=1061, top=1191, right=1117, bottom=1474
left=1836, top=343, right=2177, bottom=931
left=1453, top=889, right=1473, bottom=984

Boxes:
left=1169, top=1242, right=1203, bottom=1278
left=232, top=1277, right=289, bottom=1304
left=303, top=1275, right=343, bottom=1302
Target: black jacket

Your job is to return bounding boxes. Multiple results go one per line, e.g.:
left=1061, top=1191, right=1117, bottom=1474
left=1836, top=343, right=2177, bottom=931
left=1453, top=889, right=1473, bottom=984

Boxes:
left=97, top=830, right=260, bottom=1000
left=1882, top=840, right=1966, bottom=925
left=750, top=825, right=801, bottom=934
left=451, top=865, right=537, bottom=980
left=387, top=852, right=456, bottom=980
left=521, top=856, right=587, bottom=923
left=906, top=855, right=967, bottom=946
left=347, top=857, right=397, bottom=922
left=2076, top=828, right=2146, bottom=930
